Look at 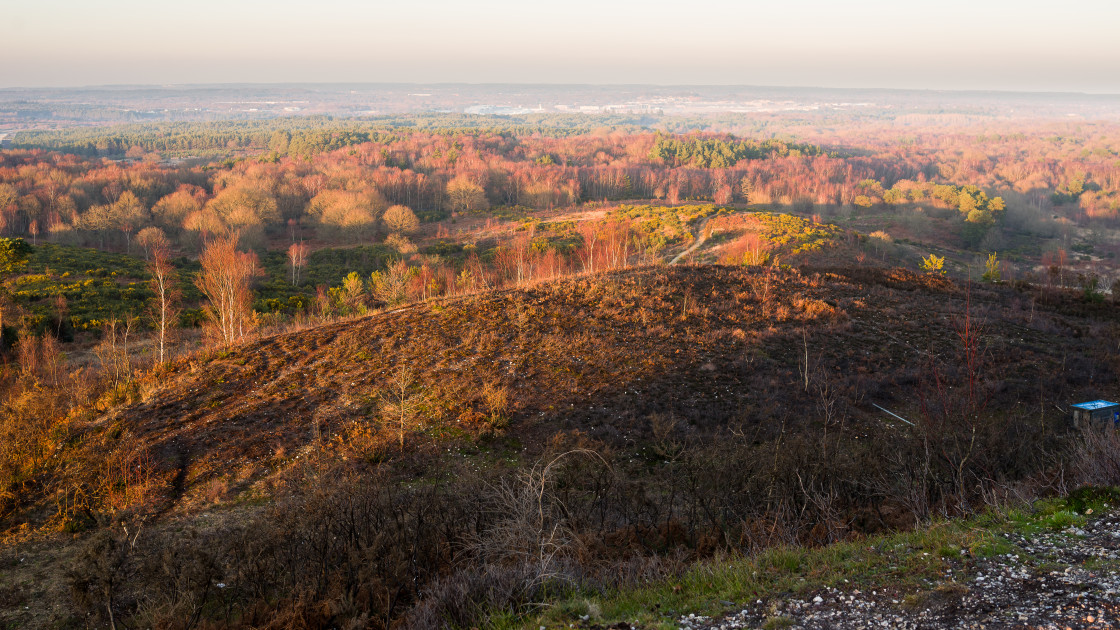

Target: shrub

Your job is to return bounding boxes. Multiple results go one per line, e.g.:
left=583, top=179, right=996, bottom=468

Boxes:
left=369, top=259, right=415, bottom=306
left=920, top=253, right=946, bottom=275
left=385, top=232, right=417, bottom=254
left=982, top=252, right=1001, bottom=283
left=1078, top=272, right=1103, bottom=302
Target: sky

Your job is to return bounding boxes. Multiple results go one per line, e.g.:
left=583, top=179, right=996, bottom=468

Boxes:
left=3, top=0, right=1120, bottom=93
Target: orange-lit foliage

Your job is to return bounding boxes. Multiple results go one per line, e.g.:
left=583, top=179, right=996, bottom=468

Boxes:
left=3, top=122, right=1118, bottom=256
left=196, top=234, right=260, bottom=344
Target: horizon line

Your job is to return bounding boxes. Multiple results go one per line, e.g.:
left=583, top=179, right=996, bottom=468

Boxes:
left=3, top=81, right=1120, bottom=98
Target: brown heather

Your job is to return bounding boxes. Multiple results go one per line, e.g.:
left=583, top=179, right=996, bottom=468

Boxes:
left=2, top=263, right=1119, bottom=629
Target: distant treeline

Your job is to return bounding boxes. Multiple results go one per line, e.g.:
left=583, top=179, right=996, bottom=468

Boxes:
left=10, top=114, right=664, bottom=157
left=0, top=100, right=208, bottom=123
left=649, top=133, right=826, bottom=168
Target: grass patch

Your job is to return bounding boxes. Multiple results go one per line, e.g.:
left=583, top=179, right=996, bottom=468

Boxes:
left=528, top=489, right=1117, bottom=629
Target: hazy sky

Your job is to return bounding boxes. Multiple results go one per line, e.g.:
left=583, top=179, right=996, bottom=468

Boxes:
left=4, top=0, right=1120, bottom=92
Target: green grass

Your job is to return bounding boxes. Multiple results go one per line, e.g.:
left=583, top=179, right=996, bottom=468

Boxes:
left=522, top=488, right=1118, bottom=629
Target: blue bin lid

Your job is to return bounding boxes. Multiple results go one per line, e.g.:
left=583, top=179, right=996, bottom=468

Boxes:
left=1072, top=400, right=1120, bottom=411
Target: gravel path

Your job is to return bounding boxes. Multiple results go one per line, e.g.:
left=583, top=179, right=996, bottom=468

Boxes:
left=670, top=511, right=1120, bottom=630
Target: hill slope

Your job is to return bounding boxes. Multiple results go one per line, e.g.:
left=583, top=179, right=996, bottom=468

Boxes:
left=91, top=264, right=1116, bottom=511
left=4, top=264, right=1120, bottom=629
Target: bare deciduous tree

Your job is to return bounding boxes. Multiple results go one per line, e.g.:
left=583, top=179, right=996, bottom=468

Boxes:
left=380, top=366, right=424, bottom=450
left=445, top=176, right=488, bottom=213
left=147, top=245, right=179, bottom=364
left=196, top=234, right=260, bottom=344
left=381, top=204, right=419, bottom=235
left=577, top=221, right=598, bottom=274
left=95, top=318, right=135, bottom=388
left=286, top=241, right=307, bottom=285
left=135, top=227, right=169, bottom=261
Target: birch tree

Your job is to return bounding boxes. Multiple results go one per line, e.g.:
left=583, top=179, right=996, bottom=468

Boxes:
left=196, top=234, right=260, bottom=344
left=147, top=245, right=179, bottom=364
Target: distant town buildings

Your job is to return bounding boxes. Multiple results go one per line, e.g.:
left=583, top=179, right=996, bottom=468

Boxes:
left=458, top=97, right=874, bottom=117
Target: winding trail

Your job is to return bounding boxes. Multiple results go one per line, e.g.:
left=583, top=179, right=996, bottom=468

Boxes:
left=669, top=217, right=712, bottom=265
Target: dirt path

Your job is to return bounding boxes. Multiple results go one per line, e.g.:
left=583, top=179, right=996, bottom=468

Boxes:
left=670, top=217, right=712, bottom=265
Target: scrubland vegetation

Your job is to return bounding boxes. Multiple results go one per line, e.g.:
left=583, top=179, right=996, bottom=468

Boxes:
left=0, top=113, right=1119, bottom=629
left=2, top=262, right=1118, bottom=628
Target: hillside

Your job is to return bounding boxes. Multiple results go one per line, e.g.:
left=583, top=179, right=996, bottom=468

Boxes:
left=3, top=263, right=1120, bottom=629
left=88, top=264, right=1115, bottom=511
